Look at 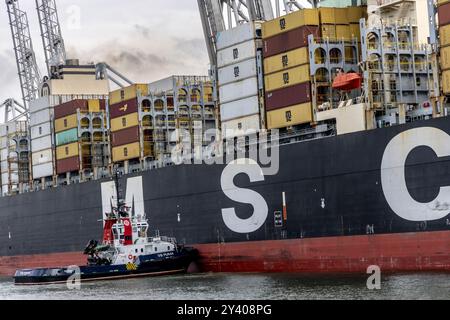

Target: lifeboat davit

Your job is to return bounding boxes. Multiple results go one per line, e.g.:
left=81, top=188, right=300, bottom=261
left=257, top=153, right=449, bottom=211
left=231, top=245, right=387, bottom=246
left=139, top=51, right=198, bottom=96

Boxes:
left=332, top=72, right=362, bottom=91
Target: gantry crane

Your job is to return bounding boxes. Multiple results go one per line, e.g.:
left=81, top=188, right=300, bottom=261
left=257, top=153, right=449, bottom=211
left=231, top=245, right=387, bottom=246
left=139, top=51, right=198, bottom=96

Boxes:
left=197, top=0, right=310, bottom=67
left=35, top=0, right=67, bottom=78
left=5, top=0, right=42, bottom=110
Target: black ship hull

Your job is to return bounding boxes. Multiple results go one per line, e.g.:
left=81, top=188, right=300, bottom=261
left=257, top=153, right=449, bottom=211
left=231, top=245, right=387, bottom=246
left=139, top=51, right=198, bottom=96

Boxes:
left=1, top=117, right=450, bottom=274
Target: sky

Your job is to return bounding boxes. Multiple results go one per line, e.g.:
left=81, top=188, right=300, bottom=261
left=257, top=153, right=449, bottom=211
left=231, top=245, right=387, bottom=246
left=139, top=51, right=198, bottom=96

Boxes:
left=0, top=0, right=209, bottom=102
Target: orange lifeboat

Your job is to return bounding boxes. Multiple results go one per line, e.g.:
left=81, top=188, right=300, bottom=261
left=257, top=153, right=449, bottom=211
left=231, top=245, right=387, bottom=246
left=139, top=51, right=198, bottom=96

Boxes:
left=332, top=72, right=362, bottom=91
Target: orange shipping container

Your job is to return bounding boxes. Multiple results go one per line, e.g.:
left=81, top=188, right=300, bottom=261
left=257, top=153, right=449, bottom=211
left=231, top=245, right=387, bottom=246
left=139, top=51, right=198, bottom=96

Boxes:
left=56, top=142, right=79, bottom=160
left=441, top=46, right=450, bottom=70
left=264, top=64, right=310, bottom=92
left=55, top=114, right=78, bottom=133
left=112, top=142, right=140, bottom=162
left=110, top=112, right=139, bottom=132
left=262, top=9, right=320, bottom=39
left=266, top=103, right=313, bottom=129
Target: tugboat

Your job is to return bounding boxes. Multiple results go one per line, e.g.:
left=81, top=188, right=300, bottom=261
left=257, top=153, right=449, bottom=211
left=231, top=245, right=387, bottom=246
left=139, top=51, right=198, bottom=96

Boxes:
left=14, top=172, right=198, bottom=285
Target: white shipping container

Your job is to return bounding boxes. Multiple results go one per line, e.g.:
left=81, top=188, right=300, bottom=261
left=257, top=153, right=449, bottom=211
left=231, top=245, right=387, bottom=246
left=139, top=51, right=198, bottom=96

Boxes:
left=219, top=77, right=258, bottom=104
left=221, top=114, right=261, bottom=139
left=30, top=109, right=51, bottom=127
left=220, top=96, right=260, bottom=122
left=2, top=172, right=18, bottom=184
left=0, top=149, right=7, bottom=161
left=217, top=40, right=257, bottom=68
left=32, top=162, right=54, bottom=179
left=31, top=135, right=52, bottom=153
left=32, top=149, right=53, bottom=166
left=218, top=58, right=258, bottom=86
left=1, top=160, right=8, bottom=172
left=30, top=96, right=50, bottom=113
left=216, top=22, right=261, bottom=51
left=31, top=122, right=52, bottom=140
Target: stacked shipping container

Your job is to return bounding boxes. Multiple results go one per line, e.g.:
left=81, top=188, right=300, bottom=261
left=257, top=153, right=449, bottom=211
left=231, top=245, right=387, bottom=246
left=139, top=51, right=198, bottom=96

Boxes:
left=439, top=0, right=450, bottom=95
left=109, top=84, right=148, bottom=163
left=146, top=76, right=216, bottom=161
left=262, top=9, right=320, bottom=129
left=0, top=121, right=29, bottom=196
left=216, top=22, right=264, bottom=138
left=54, top=99, right=108, bottom=178
left=30, top=97, right=55, bottom=181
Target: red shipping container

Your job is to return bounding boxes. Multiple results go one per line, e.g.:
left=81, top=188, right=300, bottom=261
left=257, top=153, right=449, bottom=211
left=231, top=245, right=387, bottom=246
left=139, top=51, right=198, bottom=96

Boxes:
left=263, top=26, right=320, bottom=58
left=109, top=98, right=139, bottom=118
left=56, top=156, right=80, bottom=174
left=265, top=82, right=312, bottom=111
left=54, top=100, right=88, bottom=119
left=439, top=3, right=450, bottom=26
left=111, top=126, right=140, bottom=147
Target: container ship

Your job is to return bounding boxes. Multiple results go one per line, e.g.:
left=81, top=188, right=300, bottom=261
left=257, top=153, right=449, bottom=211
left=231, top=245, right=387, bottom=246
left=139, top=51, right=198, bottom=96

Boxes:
left=0, top=0, right=449, bottom=276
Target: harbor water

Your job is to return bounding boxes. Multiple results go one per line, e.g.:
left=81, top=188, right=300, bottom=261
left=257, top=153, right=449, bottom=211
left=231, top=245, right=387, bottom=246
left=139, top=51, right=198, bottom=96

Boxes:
left=0, top=273, right=448, bottom=300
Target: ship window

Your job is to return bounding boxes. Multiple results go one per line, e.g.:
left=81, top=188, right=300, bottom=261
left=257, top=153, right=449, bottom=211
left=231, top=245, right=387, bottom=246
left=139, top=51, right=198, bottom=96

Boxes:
left=141, top=249, right=144, bottom=253
left=39, top=127, right=42, bottom=135
left=125, top=236, right=132, bottom=241
left=135, top=249, right=138, bottom=253
left=122, top=117, right=127, bottom=127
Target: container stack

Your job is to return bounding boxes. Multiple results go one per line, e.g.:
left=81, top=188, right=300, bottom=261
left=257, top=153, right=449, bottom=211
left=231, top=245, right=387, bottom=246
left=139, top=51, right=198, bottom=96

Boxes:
left=0, top=121, right=30, bottom=196
left=30, top=97, right=55, bottom=182
left=54, top=99, right=109, bottom=182
left=109, top=84, right=148, bottom=165
left=438, top=0, right=450, bottom=96
left=146, top=76, right=215, bottom=163
left=216, top=22, right=264, bottom=138
left=262, top=9, right=320, bottom=130
left=318, top=7, right=365, bottom=41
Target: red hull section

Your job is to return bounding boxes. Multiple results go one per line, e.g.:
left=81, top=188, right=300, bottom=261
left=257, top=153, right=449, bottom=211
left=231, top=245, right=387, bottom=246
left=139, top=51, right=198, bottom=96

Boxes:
left=1, top=231, right=449, bottom=276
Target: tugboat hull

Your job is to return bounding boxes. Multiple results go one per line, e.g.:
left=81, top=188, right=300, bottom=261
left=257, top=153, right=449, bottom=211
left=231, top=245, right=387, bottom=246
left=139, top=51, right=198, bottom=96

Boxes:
left=14, top=250, right=197, bottom=285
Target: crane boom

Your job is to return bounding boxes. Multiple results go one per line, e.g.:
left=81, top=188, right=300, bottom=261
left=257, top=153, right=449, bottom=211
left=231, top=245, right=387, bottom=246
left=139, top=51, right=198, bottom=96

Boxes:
left=36, top=0, right=67, bottom=78
left=5, top=0, right=42, bottom=109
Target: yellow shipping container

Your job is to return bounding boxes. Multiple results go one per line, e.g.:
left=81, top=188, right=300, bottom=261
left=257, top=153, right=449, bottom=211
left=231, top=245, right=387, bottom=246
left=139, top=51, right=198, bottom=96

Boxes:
left=263, top=47, right=309, bottom=75
left=262, top=9, right=320, bottom=39
left=347, top=7, right=365, bottom=23
left=443, top=70, right=450, bottom=94
left=350, top=23, right=361, bottom=40
left=440, top=24, right=450, bottom=47
left=438, top=0, right=450, bottom=6
left=336, top=25, right=351, bottom=40
left=441, top=46, right=450, bottom=70
left=88, top=99, right=100, bottom=113
left=264, top=64, right=310, bottom=92
left=109, top=84, right=149, bottom=105
left=112, top=142, right=140, bottom=162
left=110, top=112, right=139, bottom=132
left=321, top=25, right=337, bottom=39
left=56, top=142, right=79, bottom=160
left=319, top=7, right=335, bottom=24
left=266, top=103, right=313, bottom=129
left=334, top=8, right=348, bottom=25
left=55, top=114, right=78, bottom=133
